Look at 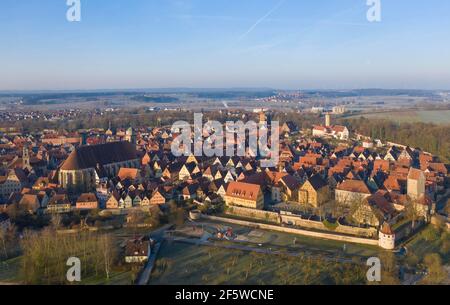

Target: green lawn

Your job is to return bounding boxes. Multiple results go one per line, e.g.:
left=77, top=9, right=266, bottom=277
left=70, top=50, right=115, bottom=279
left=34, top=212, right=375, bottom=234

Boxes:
left=405, top=225, right=449, bottom=264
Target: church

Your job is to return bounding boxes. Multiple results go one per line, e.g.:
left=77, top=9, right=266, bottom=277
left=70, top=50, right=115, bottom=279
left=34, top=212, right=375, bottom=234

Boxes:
left=58, top=141, right=140, bottom=193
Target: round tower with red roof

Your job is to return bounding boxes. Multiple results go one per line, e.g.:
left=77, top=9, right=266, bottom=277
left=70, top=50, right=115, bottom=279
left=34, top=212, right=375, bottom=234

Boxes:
left=378, top=222, right=396, bottom=250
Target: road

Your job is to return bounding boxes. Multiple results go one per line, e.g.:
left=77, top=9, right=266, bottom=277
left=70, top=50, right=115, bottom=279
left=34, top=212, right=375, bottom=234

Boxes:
left=135, top=224, right=173, bottom=285
left=137, top=242, right=161, bottom=286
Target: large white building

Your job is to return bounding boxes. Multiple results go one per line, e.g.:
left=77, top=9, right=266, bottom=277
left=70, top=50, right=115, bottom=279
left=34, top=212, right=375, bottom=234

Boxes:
left=312, top=113, right=349, bottom=140
left=313, top=125, right=349, bottom=140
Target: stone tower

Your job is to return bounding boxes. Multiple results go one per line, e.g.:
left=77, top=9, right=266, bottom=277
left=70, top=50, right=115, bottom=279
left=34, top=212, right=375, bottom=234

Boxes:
left=23, top=145, right=31, bottom=170
left=407, top=168, right=425, bottom=200
left=126, top=126, right=137, bottom=144
left=259, top=111, right=267, bottom=124
left=378, top=222, right=395, bottom=250
left=325, top=113, right=331, bottom=127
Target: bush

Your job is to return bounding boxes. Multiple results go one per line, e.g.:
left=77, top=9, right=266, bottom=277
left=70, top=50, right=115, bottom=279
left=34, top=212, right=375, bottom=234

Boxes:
left=323, top=220, right=339, bottom=231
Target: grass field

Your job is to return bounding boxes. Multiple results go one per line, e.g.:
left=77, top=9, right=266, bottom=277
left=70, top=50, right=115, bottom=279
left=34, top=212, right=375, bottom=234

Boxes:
left=79, top=268, right=136, bottom=285
left=0, top=257, right=22, bottom=284
left=0, top=256, right=135, bottom=285
left=149, top=241, right=368, bottom=285
left=348, top=110, right=450, bottom=124
left=405, top=225, right=449, bottom=264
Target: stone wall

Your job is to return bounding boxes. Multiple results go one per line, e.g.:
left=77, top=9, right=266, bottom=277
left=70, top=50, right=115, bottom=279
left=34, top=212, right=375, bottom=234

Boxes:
left=335, top=222, right=377, bottom=238
left=226, top=206, right=280, bottom=223
left=281, top=214, right=377, bottom=238
left=225, top=206, right=378, bottom=239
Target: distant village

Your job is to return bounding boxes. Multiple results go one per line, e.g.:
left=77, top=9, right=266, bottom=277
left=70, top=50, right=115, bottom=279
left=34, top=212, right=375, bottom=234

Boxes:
left=1, top=110, right=449, bottom=255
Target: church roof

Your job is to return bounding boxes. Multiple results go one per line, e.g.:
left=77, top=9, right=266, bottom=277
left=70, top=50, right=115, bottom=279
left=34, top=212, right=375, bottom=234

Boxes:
left=60, top=142, right=137, bottom=171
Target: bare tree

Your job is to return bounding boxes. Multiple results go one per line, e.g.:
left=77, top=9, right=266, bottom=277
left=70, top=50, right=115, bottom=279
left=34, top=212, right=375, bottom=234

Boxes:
left=99, top=234, right=115, bottom=280
left=349, top=196, right=366, bottom=227
left=0, top=227, right=8, bottom=259
left=404, top=198, right=420, bottom=230
left=51, top=213, right=62, bottom=229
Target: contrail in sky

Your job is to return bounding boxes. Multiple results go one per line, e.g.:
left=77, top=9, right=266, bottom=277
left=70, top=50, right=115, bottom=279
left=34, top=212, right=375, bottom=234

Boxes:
left=238, top=0, right=286, bottom=41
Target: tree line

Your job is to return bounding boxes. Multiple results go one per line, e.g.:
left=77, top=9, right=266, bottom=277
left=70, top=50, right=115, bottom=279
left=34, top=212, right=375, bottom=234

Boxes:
left=20, top=228, right=116, bottom=285
left=341, top=117, right=450, bottom=163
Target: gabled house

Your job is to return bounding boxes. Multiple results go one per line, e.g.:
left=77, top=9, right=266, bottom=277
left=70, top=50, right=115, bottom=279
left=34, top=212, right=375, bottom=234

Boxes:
left=335, top=180, right=372, bottom=205
left=298, top=174, right=330, bottom=207
left=76, top=193, right=99, bottom=210
left=19, top=193, right=41, bottom=213
left=351, top=193, right=395, bottom=227
left=179, top=162, right=200, bottom=181
left=281, top=121, right=299, bottom=134
left=225, top=181, right=264, bottom=210
left=125, top=237, right=151, bottom=264
left=106, top=191, right=120, bottom=209
left=118, top=168, right=142, bottom=184
left=150, top=189, right=166, bottom=205
left=217, top=183, right=228, bottom=199
left=47, top=194, right=71, bottom=214
left=279, top=175, right=301, bottom=201
left=123, top=194, right=133, bottom=208
left=181, top=184, right=198, bottom=201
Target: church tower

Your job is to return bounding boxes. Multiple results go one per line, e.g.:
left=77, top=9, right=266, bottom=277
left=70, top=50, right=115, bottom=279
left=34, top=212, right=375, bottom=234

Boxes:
left=325, top=113, right=331, bottom=127
left=259, top=111, right=267, bottom=124
left=23, top=145, right=32, bottom=171
left=126, top=126, right=137, bottom=145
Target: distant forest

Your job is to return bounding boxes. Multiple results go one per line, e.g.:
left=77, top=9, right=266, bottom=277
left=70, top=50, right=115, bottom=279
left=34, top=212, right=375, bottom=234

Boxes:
left=131, top=95, right=180, bottom=103
left=192, top=90, right=276, bottom=99
left=342, top=117, right=450, bottom=163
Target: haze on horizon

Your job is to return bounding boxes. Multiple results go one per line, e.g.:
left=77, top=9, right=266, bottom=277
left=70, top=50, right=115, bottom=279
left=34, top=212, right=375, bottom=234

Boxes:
left=1, top=0, right=450, bottom=91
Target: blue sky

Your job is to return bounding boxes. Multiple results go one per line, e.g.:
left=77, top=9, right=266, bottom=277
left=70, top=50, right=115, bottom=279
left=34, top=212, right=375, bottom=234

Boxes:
left=1, top=0, right=450, bottom=90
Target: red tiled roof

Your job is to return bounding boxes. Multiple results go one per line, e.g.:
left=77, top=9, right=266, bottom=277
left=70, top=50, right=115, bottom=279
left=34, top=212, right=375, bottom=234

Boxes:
left=226, top=181, right=261, bottom=202
left=337, top=180, right=371, bottom=194
left=408, top=168, right=424, bottom=180
left=380, top=222, right=394, bottom=235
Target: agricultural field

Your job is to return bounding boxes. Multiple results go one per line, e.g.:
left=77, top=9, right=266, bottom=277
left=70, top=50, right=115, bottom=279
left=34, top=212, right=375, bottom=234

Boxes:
left=148, top=242, right=368, bottom=285
left=347, top=110, right=450, bottom=124
left=200, top=220, right=381, bottom=258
